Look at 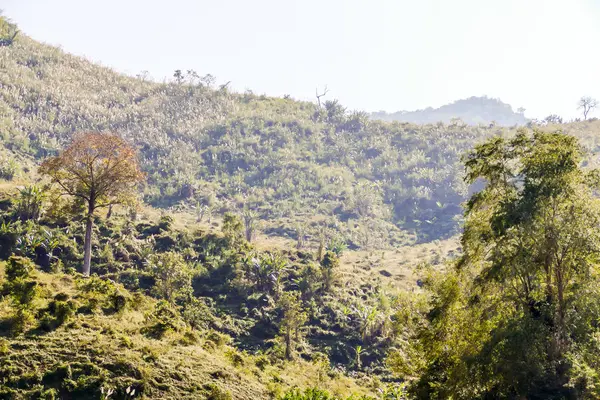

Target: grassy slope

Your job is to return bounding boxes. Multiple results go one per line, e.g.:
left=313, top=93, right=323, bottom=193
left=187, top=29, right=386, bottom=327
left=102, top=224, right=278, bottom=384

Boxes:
left=0, top=265, right=376, bottom=399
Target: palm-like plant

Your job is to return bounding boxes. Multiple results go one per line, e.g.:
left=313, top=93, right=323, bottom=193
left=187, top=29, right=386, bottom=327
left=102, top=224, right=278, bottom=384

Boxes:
left=246, top=252, right=287, bottom=295
left=15, top=185, right=45, bottom=221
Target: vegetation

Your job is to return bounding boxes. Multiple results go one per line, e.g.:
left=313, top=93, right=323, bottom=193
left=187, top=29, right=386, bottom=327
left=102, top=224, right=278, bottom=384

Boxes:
left=578, top=96, right=598, bottom=120
left=4, top=13, right=600, bottom=400
left=0, top=22, right=530, bottom=247
left=391, top=130, right=600, bottom=398
left=40, top=132, right=144, bottom=275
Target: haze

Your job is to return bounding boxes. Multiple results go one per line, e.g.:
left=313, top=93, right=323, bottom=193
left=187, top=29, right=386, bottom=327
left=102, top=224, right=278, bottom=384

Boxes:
left=4, top=0, right=600, bottom=119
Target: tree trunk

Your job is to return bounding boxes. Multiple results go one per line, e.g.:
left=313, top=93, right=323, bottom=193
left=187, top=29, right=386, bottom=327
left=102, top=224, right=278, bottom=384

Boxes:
left=285, top=330, right=292, bottom=360
left=83, top=202, right=95, bottom=276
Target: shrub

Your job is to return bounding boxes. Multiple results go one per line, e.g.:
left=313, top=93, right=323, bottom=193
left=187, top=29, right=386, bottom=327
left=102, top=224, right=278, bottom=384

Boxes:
left=109, top=290, right=129, bottom=314
left=179, top=330, right=200, bottom=345
left=147, top=251, right=192, bottom=302
left=4, top=256, right=38, bottom=334
left=0, top=156, right=17, bottom=180
left=255, top=354, right=270, bottom=370
left=182, top=297, right=215, bottom=330
left=222, top=212, right=243, bottom=245
left=203, top=383, right=232, bottom=400
left=224, top=348, right=245, bottom=367
left=14, top=185, right=45, bottom=221
left=142, top=300, right=182, bottom=338
left=320, top=251, right=340, bottom=291
left=279, top=387, right=336, bottom=400
left=205, top=330, right=230, bottom=347
left=5, top=255, right=35, bottom=282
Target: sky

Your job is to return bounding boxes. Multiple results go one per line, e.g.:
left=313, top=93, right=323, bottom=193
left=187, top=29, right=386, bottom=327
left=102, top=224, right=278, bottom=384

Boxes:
left=3, top=0, right=600, bottom=119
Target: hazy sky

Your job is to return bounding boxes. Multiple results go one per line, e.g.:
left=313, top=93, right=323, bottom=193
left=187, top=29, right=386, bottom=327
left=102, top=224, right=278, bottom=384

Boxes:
left=3, top=0, right=600, bottom=119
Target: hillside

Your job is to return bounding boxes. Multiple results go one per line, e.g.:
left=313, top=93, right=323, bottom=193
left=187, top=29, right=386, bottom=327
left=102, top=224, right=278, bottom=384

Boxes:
left=0, top=29, right=492, bottom=247
left=4, top=29, right=599, bottom=251
left=370, top=96, right=529, bottom=126
left=0, top=257, right=378, bottom=399
left=6, top=14, right=600, bottom=399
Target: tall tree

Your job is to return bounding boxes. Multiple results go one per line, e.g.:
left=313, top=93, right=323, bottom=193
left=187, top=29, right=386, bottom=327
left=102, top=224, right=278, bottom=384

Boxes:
left=40, top=133, right=144, bottom=276
left=278, top=291, right=307, bottom=360
left=409, top=130, right=600, bottom=398
left=578, top=96, right=598, bottom=120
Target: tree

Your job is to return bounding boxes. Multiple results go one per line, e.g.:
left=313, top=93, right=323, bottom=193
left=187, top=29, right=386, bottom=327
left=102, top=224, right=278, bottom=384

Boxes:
left=0, top=13, right=19, bottom=47
left=320, top=251, right=340, bottom=291
left=14, top=185, right=45, bottom=221
left=148, top=252, right=192, bottom=302
left=222, top=212, right=244, bottom=245
left=278, top=291, right=307, bottom=360
left=315, top=85, right=329, bottom=107
left=410, top=130, right=600, bottom=398
left=245, top=252, right=287, bottom=295
left=578, top=96, right=598, bottom=120
left=242, top=208, right=257, bottom=242
left=40, top=133, right=144, bottom=276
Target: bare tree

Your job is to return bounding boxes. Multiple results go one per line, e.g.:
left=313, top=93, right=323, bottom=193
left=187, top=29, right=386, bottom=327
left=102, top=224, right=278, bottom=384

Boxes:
left=315, top=85, right=329, bottom=107
left=578, top=96, right=598, bottom=120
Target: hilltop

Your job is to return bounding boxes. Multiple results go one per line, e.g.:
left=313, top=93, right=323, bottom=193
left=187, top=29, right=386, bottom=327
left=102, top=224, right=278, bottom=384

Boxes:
left=370, top=96, right=529, bottom=126
left=0, top=27, right=489, bottom=248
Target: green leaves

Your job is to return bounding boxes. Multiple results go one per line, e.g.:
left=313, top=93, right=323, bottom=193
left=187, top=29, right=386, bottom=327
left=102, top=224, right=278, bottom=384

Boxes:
left=411, top=130, right=600, bottom=398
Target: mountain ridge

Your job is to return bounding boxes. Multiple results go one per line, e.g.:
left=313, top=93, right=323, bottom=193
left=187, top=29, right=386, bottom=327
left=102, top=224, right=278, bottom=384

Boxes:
left=370, top=95, right=528, bottom=126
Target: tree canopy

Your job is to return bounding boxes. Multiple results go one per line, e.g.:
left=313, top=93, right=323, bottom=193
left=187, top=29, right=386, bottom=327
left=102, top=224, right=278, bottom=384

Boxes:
left=40, top=132, right=144, bottom=275
left=407, top=130, right=600, bottom=398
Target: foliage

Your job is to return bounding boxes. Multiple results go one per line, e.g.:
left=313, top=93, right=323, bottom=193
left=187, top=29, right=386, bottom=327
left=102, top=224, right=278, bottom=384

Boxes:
left=406, top=130, right=600, bottom=398
left=40, top=132, right=144, bottom=275
left=14, top=185, right=45, bottom=221
left=147, top=251, right=193, bottom=302
left=3, top=255, right=39, bottom=334
left=0, top=31, right=523, bottom=247
left=0, top=155, right=17, bottom=180
left=222, top=212, right=244, bottom=245
left=320, top=251, right=340, bottom=292
left=0, top=13, right=18, bottom=46
left=278, top=291, right=308, bottom=360
left=142, top=300, right=183, bottom=338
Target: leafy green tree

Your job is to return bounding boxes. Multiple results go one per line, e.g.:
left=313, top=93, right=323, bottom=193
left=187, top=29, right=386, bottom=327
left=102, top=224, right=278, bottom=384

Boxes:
left=4, top=256, right=38, bottom=334
left=0, top=13, right=18, bottom=46
left=148, top=251, right=192, bottom=303
left=410, top=130, right=600, bottom=398
left=222, top=212, right=244, bottom=245
left=320, top=251, right=340, bottom=291
left=245, top=252, right=287, bottom=296
left=278, top=291, right=307, bottom=360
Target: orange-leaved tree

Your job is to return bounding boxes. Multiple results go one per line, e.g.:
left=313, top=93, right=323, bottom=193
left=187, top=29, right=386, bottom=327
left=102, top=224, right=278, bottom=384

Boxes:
left=40, top=133, right=144, bottom=276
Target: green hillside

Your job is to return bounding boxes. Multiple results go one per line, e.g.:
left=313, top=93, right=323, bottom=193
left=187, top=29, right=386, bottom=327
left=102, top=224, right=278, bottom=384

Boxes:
left=4, top=24, right=600, bottom=249
left=0, top=24, right=503, bottom=247
left=5, top=13, right=600, bottom=399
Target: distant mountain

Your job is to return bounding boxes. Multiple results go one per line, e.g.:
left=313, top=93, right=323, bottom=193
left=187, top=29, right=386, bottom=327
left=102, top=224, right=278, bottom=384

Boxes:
left=371, top=96, right=529, bottom=126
